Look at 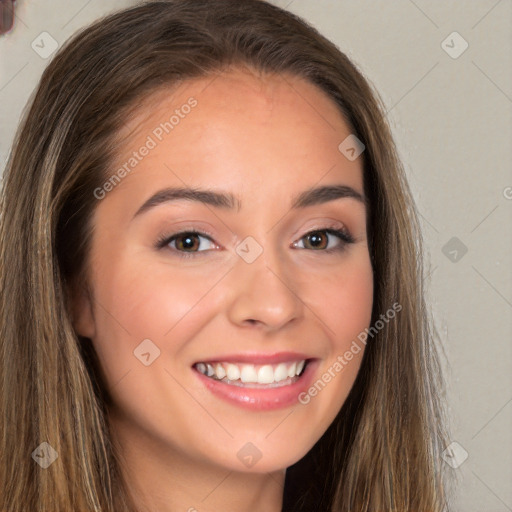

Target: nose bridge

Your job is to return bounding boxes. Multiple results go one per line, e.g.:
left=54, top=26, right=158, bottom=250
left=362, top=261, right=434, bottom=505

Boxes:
left=225, top=235, right=303, bottom=329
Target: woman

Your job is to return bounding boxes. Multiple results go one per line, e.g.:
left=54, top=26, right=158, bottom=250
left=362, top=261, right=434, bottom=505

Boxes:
left=0, top=1, right=453, bottom=510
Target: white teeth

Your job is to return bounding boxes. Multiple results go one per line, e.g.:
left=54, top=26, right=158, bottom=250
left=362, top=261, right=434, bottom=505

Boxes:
left=206, top=363, right=215, bottom=377
left=240, top=365, right=258, bottom=383
left=257, top=365, right=274, bottom=384
left=226, top=363, right=240, bottom=381
left=195, top=359, right=307, bottom=385
left=274, top=363, right=289, bottom=382
left=215, top=363, right=226, bottom=379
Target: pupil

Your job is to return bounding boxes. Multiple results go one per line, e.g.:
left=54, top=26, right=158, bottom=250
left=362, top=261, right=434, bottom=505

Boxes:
left=180, top=234, right=197, bottom=250
left=308, top=232, right=325, bottom=249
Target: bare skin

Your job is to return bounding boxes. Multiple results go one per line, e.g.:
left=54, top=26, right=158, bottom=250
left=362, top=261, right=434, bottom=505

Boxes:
left=72, top=67, right=374, bottom=512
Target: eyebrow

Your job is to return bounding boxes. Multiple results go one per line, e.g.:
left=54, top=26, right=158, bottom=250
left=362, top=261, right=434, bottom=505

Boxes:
left=132, top=184, right=366, bottom=219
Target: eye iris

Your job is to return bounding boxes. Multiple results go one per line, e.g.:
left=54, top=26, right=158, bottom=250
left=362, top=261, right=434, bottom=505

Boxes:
left=176, top=233, right=200, bottom=251
left=305, top=231, right=327, bottom=250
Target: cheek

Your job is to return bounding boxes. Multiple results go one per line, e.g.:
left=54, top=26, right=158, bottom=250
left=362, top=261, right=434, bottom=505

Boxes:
left=280, top=253, right=373, bottom=447
left=305, top=252, right=374, bottom=347
left=89, top=251, right=221, bottom=370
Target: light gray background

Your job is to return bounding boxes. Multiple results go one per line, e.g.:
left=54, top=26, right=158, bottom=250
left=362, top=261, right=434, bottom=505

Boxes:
left=1, top=1, right=511, bottom=511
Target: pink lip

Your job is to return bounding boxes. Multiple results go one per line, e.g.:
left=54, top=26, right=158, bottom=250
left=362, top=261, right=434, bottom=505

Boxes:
left=193, top=358, right=319, bottom=411
left=193, top=351, right=312, bottom=365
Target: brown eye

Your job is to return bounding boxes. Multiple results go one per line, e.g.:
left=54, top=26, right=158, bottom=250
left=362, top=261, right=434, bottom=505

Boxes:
left=293, top=227, right=355, bottom=253
left=174, top=232, right=201, bottom=252
left=303, top=231, right=328, bottom=250
left=156, top=230, right=217, bottom=258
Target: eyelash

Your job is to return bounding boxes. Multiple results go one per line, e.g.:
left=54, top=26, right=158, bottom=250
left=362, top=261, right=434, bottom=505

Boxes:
left=155, top=225, right=355, bottom=259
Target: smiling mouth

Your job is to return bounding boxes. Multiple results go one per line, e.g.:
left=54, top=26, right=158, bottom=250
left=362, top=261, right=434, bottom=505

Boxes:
left=193, top=359, right=309, bottom=388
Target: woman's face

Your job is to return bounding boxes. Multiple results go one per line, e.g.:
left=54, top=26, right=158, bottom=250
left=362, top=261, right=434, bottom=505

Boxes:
left=73, top=67, right=373, bottom=474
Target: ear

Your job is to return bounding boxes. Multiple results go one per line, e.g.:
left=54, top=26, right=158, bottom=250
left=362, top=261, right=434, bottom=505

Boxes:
left=69, top=277, right=96, bottom=339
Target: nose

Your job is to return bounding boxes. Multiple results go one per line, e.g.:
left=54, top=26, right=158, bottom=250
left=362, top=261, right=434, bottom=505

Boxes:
left=225, top=247, right=303, bottom=331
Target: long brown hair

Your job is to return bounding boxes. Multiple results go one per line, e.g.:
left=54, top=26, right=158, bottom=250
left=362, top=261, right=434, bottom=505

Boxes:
left=0, top=1, right=453, bottom=510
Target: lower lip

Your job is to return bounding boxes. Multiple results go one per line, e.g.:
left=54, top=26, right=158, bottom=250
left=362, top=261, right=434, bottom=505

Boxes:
left=193, top=360, right=318, bottom=411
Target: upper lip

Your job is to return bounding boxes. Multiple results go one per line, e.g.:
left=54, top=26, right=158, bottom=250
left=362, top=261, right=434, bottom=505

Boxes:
left=193, top=351, right=314, bottom=365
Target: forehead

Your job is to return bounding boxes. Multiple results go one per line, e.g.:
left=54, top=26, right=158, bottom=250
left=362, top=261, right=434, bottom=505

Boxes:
left=102, top=67, right=364, bottom=217
left=119, top=67, right=350, bottom=136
